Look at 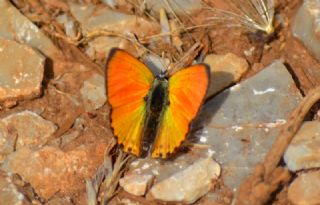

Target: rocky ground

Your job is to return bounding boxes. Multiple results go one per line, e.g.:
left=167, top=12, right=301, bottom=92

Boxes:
left=0, top=0, right=320, bottom=205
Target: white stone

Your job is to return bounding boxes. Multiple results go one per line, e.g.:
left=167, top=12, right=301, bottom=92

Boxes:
left=147, top=158, right=220, bottom=204
left=119, top=173, right=154, bottom=196
left=204, top=53, right=249, bottom=97
left=80, top=74, right=107, bottom=111
left=0, top=171, right=29, bottom=205
left=0, top=39, right=45, bottom=105
left=0, top=0, right=62, bottom=60
left=1, top=110, right=57, bottom=150
left=69, top=3, right=159, bottom=36
left=144, top=0, right=202, bottom=17
left=288, top=171, right=320, bottom=205
left=284, top=121, right=320, bottom=171
left=292, top=0, right=320, bottom=61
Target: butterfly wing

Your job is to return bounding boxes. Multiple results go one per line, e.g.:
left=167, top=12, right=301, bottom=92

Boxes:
left=151, top=65, right=209, bottom=158
left=106, top=48, right=154, bottom=156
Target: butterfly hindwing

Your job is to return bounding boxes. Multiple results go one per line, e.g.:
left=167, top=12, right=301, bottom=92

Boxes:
left=106, top=48, right=154, bottom=156
left=151, top=65, right=209, bottom=158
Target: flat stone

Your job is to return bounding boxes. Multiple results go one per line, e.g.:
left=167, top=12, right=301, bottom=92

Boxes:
left=144, top=0, right=203, bottom=17
left=288, top=171, right=320, bottom=205
left=147, top=158, right=220, bottom=204
left=80, top=74, right=107, bottom=111
left=0, top=0, right=62, bottom=60
left=1, top=111, right=57, bottom=150
left=119, top=173, right=154, bottom=196
left=70, top=3, right=159, bottom=61
left=1, top=143, right=106, bottom=200
left=69, top=3, right=159, bottom=36
left=284, top=121, right=320, bottom=171
left=204, top=53, right=249, bottom=97
left=0, top=39, right=45, bottom=105
left=0, top=170, right=30, bottom=205
left=196, top=60, right=302, bottom=192
left=292, top=0, right=320, bottom=61
left=85, top=36, right=123, bottom=61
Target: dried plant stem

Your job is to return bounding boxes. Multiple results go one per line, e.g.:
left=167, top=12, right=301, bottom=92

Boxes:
left=101, top=150, right=132, bottom=204
left=168, top=42, right=203, bottom=75
left=159, top=8, right=171, bottom=44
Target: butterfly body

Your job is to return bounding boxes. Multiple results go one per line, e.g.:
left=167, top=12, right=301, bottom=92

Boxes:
left=106, top=48, right=209, bottom=158
left=141, top=77, right=168, bottom=157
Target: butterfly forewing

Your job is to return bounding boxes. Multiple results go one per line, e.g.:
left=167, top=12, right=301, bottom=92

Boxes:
left=151, top=65, right=209, bottom=158
left=106, top=48, right=154, bottom=156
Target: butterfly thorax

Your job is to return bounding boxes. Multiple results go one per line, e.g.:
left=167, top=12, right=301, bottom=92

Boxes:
left=141, top=76, right=169, bottom=157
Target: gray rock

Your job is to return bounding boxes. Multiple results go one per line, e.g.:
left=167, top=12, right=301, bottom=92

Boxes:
left=0, top=171, right=30, bottom=205
left=284, top=121, right=320, bottom=171
left=0, top=39, right=45, bottom=105
left=147, top=157, right=220, bottom=204
left=197, top=60, right=302, bottom=192
left=204, top=53, right=249, bottom=98
left=0, top=0, right=62, bottom=60
left=1, top=110, right=57, bottom=150
left=288, top=171, right=320, bottom=205
left=80, top=74, right=107, bottom=111
left=292, top=0, right=320, bottom=61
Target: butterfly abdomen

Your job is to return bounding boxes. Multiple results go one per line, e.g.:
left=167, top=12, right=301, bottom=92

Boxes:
left=141, top=78, right=168, bottom=157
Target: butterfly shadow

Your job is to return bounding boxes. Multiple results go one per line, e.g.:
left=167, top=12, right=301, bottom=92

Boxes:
left=188, top=71, right=233, bottom=144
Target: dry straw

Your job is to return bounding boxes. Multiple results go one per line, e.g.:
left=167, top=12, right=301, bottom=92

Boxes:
left=204, top=0, right=275, bottom=34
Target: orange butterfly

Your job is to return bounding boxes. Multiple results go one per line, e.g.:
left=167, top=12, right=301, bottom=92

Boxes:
left=106, top=48, right=209, bottom=158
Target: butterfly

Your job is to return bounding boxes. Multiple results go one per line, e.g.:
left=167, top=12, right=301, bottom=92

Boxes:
left=106, top=48, right=209, bottom=158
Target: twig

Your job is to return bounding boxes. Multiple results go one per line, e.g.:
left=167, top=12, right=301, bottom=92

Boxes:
left=168, top=42, right=203, bottom=75
left=235, top=86, right=320, bottom=205
left=159, top=8, right=171, bottom=44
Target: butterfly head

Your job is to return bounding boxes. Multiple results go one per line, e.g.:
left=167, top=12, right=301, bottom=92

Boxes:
left=157, top=69, right=168, bottom=80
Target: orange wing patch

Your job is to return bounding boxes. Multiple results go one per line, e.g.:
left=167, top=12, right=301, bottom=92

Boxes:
left=151, top=65, right=209, bottom=158
left=106, top=48, right=154, bottom=156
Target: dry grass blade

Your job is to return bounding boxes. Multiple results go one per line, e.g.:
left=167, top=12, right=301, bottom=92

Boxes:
left=86, top=141, right=133, bottom=205
left=101, top=150, right=132, bottom=204
left=204, top=0, right=275, bottom=34
left=86, top=142, right=114, bottom=205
